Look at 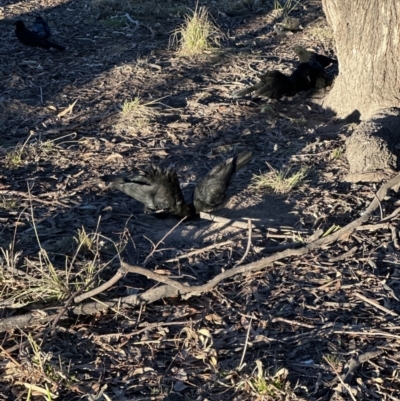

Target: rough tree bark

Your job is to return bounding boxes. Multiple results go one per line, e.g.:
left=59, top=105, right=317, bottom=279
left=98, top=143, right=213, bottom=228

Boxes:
left=322, top=0, right=400, bottom=119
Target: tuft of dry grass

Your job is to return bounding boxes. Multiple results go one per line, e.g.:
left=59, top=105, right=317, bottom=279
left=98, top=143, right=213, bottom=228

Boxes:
left=5, top=136, right=57, bottom=169
left=236, top=360, right=293, bottom=398
left=169, top=5, right=223, bottom=57
left=274, top=0, right=302, bottom=15
left=118, top=97, right=162, bottom=131
left=252, top=164, right=308, bottom=194
left=0, top=214, right=123, bottom=311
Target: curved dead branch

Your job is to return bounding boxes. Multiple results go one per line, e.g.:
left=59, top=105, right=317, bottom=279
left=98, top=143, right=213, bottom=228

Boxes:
left=71, top=172, right=400, bottom=313
left=2, top=173, right=400, bottom=331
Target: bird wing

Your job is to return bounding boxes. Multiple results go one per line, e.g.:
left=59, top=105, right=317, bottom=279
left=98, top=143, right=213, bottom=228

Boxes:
left=193, top=151, right=252, bottom=212
left=102, top=166, right=189, bottom=215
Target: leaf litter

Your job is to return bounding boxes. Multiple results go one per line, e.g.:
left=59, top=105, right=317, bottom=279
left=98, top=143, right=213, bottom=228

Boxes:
left=1, top=0, right=400, bottom=400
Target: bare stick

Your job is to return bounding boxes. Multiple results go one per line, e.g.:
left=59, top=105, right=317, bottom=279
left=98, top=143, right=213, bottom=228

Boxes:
left=235, top=219, right=252, bottom=267
left=0, top=190, right=69, bottom=207
left=143, top=217, right=187, bottom=267
left=328, top=246, right=358, bottom=262
left=238, top=315, right=253, bottom=370
left=125, top=13, right=139, bottom=25
left=200, top=212, right=255, bottom=230
left=391, top=225, right=399, bottom=249
left=380, top=206, right=400, bottom=222
left=323, top=356, right=357, bottom=401
left=164, top=240, right=234, bottom=263
left=353, top=292, right=398, bottom=317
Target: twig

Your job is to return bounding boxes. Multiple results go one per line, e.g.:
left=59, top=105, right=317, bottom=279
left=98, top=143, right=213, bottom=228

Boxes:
left=271, top=317, right=315, bottom=329
left=353, top=292, right=398, bottom=316
left=373, top=192, right=384, bottom=220
left=380, top=206, right=400, bottom=222
left=328, top=246, right=358, bottom=262
left=323, top=356, right=357, bottom=401
left=391, top=225, right=399, bottom=248
left=74, top=270, right=125, bottom=303
left=125, top=13, right=139, bottom=27
left=235, top=219, right=252, bottom=267
left=200, top=212, right=256, bottom=230
left=355, top=223, right=390, bottom=231
left=143, top=216, right=187, bottom=267
left=164, top=240, right=234, bottom=262
left=238, top=315, right=253, bottom=370
left=6, top=174, right=400, bottom=326
left=0, top=190, right=69, bottom=207
left=39, top=86, right=43, bottom=105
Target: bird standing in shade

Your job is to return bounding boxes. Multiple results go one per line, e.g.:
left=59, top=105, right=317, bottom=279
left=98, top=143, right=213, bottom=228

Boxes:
left=193, top=150, right=253, bottom=213
left=32, top=16, right=51, bottom=39
left=102, top=151, right=253, bottom=218
left=102, top=166, right=195, bottom=218
left=14, top=20, right=65, bottom=50
left=294, top=46, right=338, bottom=88
left=290, top=61, right=326, bottom=91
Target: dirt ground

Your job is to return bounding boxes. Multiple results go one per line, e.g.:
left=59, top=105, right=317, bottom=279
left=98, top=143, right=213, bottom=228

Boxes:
left=1, top=0, right=400, bottom=400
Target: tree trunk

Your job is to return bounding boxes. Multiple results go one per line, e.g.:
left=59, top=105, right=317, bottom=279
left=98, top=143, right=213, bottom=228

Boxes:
left=322, top=0, right=400, bottom=119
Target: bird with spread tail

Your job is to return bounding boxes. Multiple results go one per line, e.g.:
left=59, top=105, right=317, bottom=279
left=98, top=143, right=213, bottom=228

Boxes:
left=14, top=20, right=65, bottom=50
left=102, top=166, right=194, bottom=218
left=102, top=150, right=253, bottom=218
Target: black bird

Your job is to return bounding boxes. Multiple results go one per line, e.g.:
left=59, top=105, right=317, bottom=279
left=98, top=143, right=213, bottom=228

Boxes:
left=14, top=20, right=65, bottom=50
left=290, top=61, right=326, bottom=92
left=102, top=166, right=195, bottom=218
left=232, top=61, right=326, bottom=100
left=294, top=46, right=338, bottom=68
left=32, top=16, right=51, bottom=39
left=102, top=151, right=253, bottom=218
left=193, top=150, right=253, bottom=213
left=232, top=70, right=296, bottom=100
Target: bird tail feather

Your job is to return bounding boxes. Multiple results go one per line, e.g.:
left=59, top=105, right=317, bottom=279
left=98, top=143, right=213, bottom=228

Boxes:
left=232, top=86, right=256, bottom=99
left=232, top=150, right=253, bottom=173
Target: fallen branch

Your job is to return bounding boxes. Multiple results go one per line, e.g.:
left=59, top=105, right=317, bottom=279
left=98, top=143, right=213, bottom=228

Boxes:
left=3, top=174, right=400, bottom=328
left=73, top=173, right=400, bottom=310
